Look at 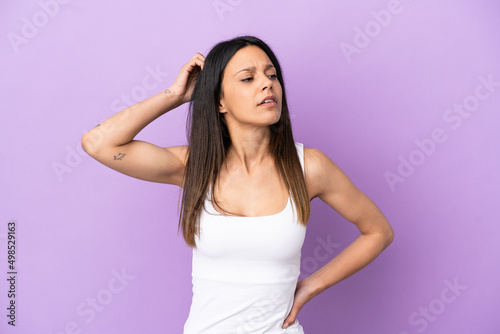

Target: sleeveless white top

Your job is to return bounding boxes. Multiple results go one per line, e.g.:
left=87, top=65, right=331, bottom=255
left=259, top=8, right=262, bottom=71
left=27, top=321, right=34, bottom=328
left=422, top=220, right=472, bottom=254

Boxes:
left=183, top=142, right=307, bottom=334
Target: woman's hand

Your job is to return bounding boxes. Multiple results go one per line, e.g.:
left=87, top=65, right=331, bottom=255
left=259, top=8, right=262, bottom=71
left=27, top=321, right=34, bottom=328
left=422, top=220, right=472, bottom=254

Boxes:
left=282, top=278, right=321, bottom=329
left=167, top=52, right=205, bottom=105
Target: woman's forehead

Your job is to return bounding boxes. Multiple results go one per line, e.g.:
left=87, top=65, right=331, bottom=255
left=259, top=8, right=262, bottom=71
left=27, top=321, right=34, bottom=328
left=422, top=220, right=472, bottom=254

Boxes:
left=225, top=46, right=273, bottom=74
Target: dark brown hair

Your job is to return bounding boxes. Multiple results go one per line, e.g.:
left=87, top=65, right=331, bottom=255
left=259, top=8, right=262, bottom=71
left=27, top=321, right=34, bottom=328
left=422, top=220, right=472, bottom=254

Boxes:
left=178, top=35, right=310, bottom=248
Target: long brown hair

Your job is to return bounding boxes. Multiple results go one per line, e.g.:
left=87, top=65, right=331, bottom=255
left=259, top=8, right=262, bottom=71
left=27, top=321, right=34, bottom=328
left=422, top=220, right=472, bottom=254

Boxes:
left=178, top=35, right=310, bottom=248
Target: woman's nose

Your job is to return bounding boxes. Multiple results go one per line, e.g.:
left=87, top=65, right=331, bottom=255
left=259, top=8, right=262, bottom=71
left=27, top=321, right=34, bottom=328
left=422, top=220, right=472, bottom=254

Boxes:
left=261, top=75, right=273, bottom=90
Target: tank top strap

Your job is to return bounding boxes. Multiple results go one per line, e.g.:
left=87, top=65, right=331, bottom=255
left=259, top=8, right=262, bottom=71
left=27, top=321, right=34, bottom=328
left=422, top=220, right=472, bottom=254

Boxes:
left=294, top=142, right=305, bottom=176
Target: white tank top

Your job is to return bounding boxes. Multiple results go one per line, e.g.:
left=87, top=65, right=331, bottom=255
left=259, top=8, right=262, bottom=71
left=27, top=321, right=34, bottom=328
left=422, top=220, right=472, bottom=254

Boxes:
left=183, top=142, right=307, bottom=334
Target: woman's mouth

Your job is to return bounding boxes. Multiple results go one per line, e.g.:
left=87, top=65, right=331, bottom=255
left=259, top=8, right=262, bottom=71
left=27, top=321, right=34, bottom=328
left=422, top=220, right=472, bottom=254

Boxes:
left=259, top=95, right=277, bottom=106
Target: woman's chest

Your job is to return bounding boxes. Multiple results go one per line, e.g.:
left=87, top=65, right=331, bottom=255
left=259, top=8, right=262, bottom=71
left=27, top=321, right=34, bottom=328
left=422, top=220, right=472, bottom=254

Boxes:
left=212, top=168, right=289, bottom=217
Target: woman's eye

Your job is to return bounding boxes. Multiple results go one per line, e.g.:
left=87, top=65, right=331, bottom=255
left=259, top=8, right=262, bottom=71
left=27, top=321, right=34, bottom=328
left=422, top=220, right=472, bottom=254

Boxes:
left=241, top=74, right=277, bottom=82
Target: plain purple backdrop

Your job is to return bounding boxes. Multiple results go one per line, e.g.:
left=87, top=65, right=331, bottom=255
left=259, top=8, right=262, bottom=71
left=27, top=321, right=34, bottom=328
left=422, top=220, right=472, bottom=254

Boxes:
left=1, top=0, right=499, bottom=333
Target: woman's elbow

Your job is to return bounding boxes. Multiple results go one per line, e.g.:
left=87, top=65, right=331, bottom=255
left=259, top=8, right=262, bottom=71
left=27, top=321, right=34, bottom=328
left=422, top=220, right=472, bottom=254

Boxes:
left=81, top=132, right=101, bottom=157
left=384, top=222, right=394, bottom=247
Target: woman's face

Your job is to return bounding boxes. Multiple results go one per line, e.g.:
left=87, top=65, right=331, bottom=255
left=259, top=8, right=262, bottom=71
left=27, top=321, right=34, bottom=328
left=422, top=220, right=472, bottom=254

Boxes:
left=219, top=45, right=283, bottom=129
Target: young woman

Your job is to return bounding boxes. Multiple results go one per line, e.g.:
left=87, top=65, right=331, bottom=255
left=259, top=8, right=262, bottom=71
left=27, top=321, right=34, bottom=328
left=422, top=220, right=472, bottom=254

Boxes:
left=81, top=35, right=394, bottom=334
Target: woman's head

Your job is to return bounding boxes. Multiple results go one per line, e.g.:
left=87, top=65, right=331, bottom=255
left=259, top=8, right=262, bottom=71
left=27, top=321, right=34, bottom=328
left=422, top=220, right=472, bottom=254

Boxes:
left=188, top=35, right=290, bottom=148
left=218, top=45, right=283, bottom=134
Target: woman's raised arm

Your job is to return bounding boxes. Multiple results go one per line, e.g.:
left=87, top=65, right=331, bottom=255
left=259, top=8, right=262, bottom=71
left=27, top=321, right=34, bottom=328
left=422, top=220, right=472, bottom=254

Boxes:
left=81, top=53, right=205, bottom=186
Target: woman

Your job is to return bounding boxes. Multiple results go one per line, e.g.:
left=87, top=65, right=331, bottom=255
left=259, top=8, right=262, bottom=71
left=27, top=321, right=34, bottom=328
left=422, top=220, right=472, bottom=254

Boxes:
left=81, top=35, right=394, bottom=333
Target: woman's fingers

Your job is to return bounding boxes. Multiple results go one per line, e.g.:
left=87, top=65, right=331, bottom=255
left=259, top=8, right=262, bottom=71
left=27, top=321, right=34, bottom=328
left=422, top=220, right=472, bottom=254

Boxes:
left=193, top=52, right=205, bottom=61
left=189, top=53, right=205, bottom=71
left=167, top=53, right=206, bottom=103
left=281, top=279, right=316, bottom=329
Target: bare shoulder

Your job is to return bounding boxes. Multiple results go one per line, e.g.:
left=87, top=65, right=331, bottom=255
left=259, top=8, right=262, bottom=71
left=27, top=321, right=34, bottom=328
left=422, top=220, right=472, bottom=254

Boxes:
left=303, top=146, right=355, bottom=201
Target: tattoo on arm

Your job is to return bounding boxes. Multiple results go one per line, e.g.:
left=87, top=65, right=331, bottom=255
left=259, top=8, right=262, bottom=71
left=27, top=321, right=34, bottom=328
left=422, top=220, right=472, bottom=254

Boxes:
left=114, top=153, right=126, bottom=160
left=164, top=88, right=171, bottom=94
left=95, top=123, right=101, bottom=127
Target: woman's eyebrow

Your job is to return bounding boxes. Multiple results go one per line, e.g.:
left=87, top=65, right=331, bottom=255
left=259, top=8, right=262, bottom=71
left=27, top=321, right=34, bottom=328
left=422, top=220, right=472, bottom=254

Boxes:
left=233, top=64, right=275, bottom=77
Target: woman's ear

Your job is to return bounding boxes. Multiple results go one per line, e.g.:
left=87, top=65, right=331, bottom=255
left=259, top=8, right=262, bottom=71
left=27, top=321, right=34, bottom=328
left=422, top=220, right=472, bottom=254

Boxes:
left=218, top=96, right=227, bottom=114
left=219, top=104, right=227, bottom=114
left=218, top=86, right=226, bottom=113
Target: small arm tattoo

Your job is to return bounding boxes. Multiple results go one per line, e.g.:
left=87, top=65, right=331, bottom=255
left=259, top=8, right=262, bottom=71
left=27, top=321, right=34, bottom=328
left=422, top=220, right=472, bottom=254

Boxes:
left=95, top=123, right=101, bottom=127
left=164, top=88, right=171, bottom=94
left=114, top=153, right=126, bottom=160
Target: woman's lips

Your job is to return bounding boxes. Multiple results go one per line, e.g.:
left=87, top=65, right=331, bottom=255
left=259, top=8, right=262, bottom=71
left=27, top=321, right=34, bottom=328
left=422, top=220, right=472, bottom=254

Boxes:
left=258, top=101, right=277, bottom=106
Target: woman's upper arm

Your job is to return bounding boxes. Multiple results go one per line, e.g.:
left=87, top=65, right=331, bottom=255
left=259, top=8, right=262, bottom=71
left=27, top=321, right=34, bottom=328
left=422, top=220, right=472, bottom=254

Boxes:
left=304, top=147, right=393, bottom=238
left=81, top=136, right=188, bottom=186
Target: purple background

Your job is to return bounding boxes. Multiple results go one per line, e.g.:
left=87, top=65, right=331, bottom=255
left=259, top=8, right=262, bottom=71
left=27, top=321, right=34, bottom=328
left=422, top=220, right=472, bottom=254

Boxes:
left=1, top=0, right=499, bottom=333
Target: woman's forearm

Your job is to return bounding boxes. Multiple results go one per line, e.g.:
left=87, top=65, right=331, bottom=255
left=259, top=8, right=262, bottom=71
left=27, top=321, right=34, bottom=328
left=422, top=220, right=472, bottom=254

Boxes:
left=82, top=88, right=183, bottom=153
left=305, top=228, right=393, bottom=298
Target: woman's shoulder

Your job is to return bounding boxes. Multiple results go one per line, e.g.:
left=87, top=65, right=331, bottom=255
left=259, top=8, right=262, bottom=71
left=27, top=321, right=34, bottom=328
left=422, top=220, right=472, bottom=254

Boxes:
left=302, top=145, right=330, bottom=175
left=299, top=144, right=331, bottom=167
left=300, top=144, right=345, bottom=200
